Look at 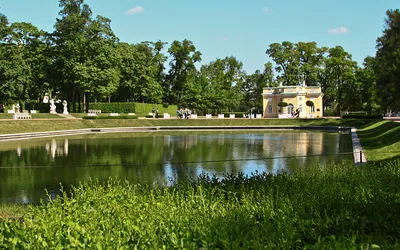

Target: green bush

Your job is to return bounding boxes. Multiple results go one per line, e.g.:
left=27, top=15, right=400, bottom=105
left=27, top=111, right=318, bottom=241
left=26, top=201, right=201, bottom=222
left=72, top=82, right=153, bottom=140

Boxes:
left=134, top=103, right=177, bottom=116
left=278, top=101, right=288, bottom=107
left=341, top=114, right=383, bottom=119
left=323, top=109, right=336, bottom=116
left=306, top=100, right=314, bottom=106
left=88, top=102, right=135, bottom=113
left=82, top=115, right=138, bottom=120
left=85, top=102, right=178, bottom=115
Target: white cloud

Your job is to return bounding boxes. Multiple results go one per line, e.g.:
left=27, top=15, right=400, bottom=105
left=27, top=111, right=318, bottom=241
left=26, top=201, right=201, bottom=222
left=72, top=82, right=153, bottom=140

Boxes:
left=328, top=26, right=349, bottom=34
left=125, top=6, right=144, bottom=15
left=263, top=7, right=271, bottom=13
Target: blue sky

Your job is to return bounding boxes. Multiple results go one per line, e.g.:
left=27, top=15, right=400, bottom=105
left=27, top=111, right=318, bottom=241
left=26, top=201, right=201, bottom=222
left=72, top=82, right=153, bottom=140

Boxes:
left=1, top=0, right=399, bottom=73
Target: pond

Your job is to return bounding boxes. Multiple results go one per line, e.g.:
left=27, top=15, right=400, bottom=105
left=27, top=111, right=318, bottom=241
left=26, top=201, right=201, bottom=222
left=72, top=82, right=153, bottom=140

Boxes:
left=0, top=130, right=353, bottom=204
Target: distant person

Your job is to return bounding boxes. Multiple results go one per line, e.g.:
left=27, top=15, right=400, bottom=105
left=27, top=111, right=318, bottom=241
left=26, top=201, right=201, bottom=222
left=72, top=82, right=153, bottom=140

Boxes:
left=156, top=109, right=159, bottom=118
left=152, top=108, right=155, bottom=118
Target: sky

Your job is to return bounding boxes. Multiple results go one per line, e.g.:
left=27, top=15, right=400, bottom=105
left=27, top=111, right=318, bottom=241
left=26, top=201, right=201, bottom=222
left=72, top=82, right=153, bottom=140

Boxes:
left=1, top=0, right=399, bottom=74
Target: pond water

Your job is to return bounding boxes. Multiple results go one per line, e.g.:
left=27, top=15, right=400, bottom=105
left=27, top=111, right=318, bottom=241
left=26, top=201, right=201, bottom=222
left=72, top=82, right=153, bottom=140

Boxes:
left=0, top=131, right=353, bottom=204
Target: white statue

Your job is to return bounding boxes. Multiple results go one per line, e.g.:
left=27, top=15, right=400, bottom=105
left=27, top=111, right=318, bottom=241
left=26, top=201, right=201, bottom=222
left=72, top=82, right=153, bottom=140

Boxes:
left=62, top=100, right=68, bottom=114
left=15, top=103, right=20, bottom=113
left=49, top=99, right=57, bottom=114
left=43, top=94, right=49, bottom=103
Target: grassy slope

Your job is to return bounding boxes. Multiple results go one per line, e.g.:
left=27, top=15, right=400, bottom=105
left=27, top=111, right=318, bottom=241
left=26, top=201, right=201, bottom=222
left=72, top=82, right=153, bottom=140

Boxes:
left=356, top=120, right=400, bottom=162
left=0, top=118, right=374, bottom=134
left=0, top=113, right=64, bottom=119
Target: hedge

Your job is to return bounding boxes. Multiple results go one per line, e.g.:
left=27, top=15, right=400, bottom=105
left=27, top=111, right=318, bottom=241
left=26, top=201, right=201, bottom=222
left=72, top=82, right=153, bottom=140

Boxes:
left=134, top=103, right=177, bottom=116
left=82, top=115, right=138, bottom=120
left=341, top=114, right=383, bottom=119
left=86, top=102, right=177, bottom=115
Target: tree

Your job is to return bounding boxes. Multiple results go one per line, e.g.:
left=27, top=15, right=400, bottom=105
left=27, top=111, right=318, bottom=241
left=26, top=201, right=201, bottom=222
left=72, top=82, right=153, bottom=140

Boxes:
left=199, top=56, right=245, bottom=113
left=242, top=62, right=274, bottom=113
left=355, top=56, right=378, bottom=114
left=296, top=42, right=326, bottom=86
left=266, top=41, right=300, bottom=85
left=324, top=46, right=357, bottom=114
left=165, top=39, right=201, bottom=106
left=374, top=9, right=400, bottom=111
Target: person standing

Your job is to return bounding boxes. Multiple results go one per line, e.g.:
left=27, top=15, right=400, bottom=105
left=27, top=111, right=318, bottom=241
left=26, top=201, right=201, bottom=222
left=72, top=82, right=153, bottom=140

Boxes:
left=152, top=108, right=155, bottom=118
left=156, top=109, right=159, bottom=118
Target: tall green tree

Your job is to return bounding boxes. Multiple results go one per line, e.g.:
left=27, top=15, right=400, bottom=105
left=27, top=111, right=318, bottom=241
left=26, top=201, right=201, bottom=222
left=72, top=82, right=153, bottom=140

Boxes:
left=199, top=56, right=245, bottom=113
left=374, top=9, right=400, bottom=111
left=355, top=56, right=378, bottom=114
left=165, top=39, right=201, bottom=106
left=266, top=41, right=300, bottom=85
left=323, top=46, right=357, bottom=114
left=242, top=62, right=274, bottom=113
left=296, top=42, right=326, bottom=86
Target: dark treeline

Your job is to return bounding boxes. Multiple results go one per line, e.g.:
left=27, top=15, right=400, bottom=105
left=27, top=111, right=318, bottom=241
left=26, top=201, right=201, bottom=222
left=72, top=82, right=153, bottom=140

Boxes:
left=0, top=0, right=399, bottom=115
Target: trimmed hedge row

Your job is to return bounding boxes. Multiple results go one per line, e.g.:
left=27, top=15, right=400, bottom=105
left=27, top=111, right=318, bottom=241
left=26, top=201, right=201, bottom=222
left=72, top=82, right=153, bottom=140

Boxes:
left=341, top=114, right=383, bottom=119
left=83, top=115, right=138, bottom=120
left=88, top=102, right=178, bottom=115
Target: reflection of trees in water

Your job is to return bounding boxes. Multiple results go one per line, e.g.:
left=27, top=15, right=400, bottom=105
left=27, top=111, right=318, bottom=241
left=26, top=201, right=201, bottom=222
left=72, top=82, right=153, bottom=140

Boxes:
left=0, top=132, right=353, bottom=204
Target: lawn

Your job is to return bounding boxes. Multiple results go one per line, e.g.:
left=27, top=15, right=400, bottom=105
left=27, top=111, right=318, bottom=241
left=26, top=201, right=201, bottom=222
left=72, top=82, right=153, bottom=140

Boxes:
left=1, top=162, right=400, bottom=248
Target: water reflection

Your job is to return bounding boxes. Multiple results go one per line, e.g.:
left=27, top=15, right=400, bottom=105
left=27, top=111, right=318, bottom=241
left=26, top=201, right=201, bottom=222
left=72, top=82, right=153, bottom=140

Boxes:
left=0, top=131, right=352, bottom=204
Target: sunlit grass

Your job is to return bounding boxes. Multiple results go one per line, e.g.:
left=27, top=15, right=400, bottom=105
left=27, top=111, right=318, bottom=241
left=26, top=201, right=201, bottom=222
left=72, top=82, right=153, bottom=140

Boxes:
left=1, top=161, right=400, bottom=248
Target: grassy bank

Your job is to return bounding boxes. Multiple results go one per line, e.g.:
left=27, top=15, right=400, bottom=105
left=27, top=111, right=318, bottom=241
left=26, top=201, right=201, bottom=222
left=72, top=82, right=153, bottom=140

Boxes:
left=0, top=117, right=375, bottom=135
left=356, top=120, right=400, bottom=162
left=1, top=162, right=400, bottom=249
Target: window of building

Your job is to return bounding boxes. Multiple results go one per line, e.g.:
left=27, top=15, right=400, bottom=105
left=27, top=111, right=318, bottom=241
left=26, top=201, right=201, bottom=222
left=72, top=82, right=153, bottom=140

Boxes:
left=299, top=104, right=302, bottom=112
left=280, top=98, right=283, bottom=102
left=310, top=106, right=315, bottom=113
left=268, top=105, right=272, bottom=113
left=268, top=98, right=272, bottom=102
left=288, top=104, right=294, bottom=115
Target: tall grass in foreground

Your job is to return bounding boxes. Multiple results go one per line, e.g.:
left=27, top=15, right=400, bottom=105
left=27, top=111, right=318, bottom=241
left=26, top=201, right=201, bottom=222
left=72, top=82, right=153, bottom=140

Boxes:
left=1, top=161, right=400, bottom=249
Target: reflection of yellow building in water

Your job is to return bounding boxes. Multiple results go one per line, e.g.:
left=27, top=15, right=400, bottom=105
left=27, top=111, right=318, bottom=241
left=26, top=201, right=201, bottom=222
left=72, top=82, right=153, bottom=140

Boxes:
left=262, top=85, right=323, bottom=118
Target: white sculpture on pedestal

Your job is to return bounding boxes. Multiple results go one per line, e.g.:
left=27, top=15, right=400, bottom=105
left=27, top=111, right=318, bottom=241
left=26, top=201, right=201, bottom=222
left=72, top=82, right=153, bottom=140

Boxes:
left=62, top=100, right=69, bottom=114
left=49, top=99, right=57, bottom=114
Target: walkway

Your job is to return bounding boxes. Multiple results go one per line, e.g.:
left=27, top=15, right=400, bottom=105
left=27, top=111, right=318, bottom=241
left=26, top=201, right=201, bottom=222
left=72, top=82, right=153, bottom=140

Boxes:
left=351, top=127, right=367, bottom=166
left=57, top=113, right=78, bottom=119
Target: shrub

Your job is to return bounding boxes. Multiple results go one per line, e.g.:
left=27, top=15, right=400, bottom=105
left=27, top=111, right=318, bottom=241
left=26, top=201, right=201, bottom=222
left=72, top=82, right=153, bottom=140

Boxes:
left=341, top=114, right=383, bottom=119
left=278, top=101, right=288, bottom=107
left=82, top=115, right=138, bottom=120
left=89, top=102, right=135, bottom=113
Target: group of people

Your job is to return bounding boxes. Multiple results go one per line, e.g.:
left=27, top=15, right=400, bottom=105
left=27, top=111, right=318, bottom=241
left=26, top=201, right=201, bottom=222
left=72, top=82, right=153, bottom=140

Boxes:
left=291, top=108, right=301, bottom=118
left=151, top=108, right=159, bottom=118
left=176, top=108, right=192, bottom=119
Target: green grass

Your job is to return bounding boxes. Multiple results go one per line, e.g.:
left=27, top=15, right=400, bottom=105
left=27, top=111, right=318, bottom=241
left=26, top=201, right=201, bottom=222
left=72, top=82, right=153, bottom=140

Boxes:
left=1, top=162, right=400, bottom=249
left=357, top=120, right=400, bottom=162
left=0, top=118, right=376, bottom=134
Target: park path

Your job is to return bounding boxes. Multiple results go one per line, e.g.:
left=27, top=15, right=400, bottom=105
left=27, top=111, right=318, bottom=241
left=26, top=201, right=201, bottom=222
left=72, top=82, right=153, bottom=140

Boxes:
left=57, top=113, right=78, bottom=119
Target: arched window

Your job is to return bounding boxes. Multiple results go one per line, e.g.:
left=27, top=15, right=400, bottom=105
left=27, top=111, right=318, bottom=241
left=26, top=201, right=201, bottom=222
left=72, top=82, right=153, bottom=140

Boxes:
left=288, top=104, right=294, bottom=115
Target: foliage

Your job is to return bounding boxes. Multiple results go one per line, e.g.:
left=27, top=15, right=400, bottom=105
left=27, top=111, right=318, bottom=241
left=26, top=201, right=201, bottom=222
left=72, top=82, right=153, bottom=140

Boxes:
left=306, top=100, right=314, bottom=106
left=82, top=115, right=138, bottom=119
left=133, top=103, right=177, bottom=115
left=1, top=162, right=400, bottom=248
left=341, top=114, right=383, bottom=119
left=88, top=102, right=135, bottom=113
left=278, top=101, right=288, bottom=107
left=374, top=9, right=400, bottom=111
